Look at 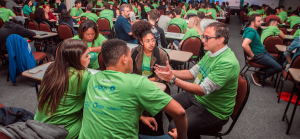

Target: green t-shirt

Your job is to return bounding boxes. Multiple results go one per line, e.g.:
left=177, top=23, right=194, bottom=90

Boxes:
left=182, top=28, right=200, bottom=40
left=70, top=7, right=83, bottom=21
left=260, top=26, right=281, bottom=44
left=142, top=53, right=152, bottom=77
left=0, top=8, right=15, bottom=22
left=292, top=29, right=300, bottom=39
left=108, top=1, right=114, bottom=5
left=168, top=17, right=188, bottom=33
left=183, top=2, right=188, bottom=10
left=194, top=48, right=239, bottom=120
left=207, top=8, right=217, bottom=20
left=152, top=3, right=159, bottom=9
left=145, top=6, right=151, bottom=13
left=286, top=10, right=293, bottom=13
left=53, top=3, right=57, bottom=9
left=185, top=9, right=198, bottom=16
left=243, top=27, right=265, bottom=55
left=71, top=35, right=107, bottom=69
left=94, top=1, right=103, bottom=12
left=287, top=15, right=300, bottom=29
left=181, top=9, right=185, bottom=18
left=247, top=11, right=259, bottom=16
left=99, top=9, right=114, bottom=29
left=79, top=70, right=172, bottom=139
left=256, top=9, right=265, bottom=15
left=133, top=6, right=138, bottom=13
left=198, top=8, right=207, bottom=14
left=22, top=5, right=32, bottom=15
left=34, top=68, right=92, bottom=139
left=216, top=5, right=221, bottom=12
left=81, top=12, right=99, bottom=23
left=278, top=11, right=288, bottom=22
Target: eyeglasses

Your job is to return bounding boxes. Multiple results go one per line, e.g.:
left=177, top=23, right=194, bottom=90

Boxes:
left=143, top=38, right=156, bottom=43
left=201, top=35, right=218, bottom=41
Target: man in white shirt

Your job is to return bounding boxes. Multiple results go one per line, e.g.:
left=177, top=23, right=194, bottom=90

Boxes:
left=157, top=11, right=174, bottom=32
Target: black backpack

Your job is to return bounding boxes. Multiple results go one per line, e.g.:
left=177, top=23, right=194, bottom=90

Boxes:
left=0, top=107, right=34, bottom=126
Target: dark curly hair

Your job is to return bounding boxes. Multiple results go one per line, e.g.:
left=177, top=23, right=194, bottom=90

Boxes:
left=131, top=20, right=153, bottom=41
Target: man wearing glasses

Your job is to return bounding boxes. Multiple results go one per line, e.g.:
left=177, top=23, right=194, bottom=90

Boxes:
left=154, top=22, right=240, bottom=136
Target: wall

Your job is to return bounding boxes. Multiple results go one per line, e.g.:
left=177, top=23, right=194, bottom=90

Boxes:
left=282, top=0, right=300, bottom=11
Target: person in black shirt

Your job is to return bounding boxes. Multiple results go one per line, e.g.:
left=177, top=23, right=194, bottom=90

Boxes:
left=55, top=0, right=66, bottom=13
left=148, top=9, right=167, bottom=48
left=157, top=1, right=166, bottom=13
left=0, top=16, right=36, bottom=53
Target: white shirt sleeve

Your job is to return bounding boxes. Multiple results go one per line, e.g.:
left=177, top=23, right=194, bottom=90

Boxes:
left=189, top=64, right=200, bottom=78
left=200, top=77, right=221, bottom=95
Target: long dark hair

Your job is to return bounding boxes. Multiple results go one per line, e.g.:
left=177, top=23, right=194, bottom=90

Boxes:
left=37, top=39, right=88, bottom=115
left=138, top=3, right=147, bottom=19
left=60, top=9, right=72, bottom=22
left=34, top=8, right=45, bottom=19
left=77, top=20, right=99, bottom=47
left=24, top=0, right=31, bottom=6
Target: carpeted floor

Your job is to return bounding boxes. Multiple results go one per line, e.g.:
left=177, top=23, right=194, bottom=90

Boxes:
left=0, top=15, right=299, bottom=138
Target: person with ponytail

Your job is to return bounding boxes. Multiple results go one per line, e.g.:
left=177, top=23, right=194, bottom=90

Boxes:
left=34, top=39, right=92, bottom=139
left=178, top=16, right=202, bottom=49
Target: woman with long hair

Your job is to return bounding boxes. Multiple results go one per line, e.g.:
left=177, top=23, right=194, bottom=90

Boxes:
left=43, top=5, right=56, bottom=21
left=34, top=39, right=92, bottom=139
left=59, top=9, right=78, bottom=35
left=34, top=8, right=56, bottom=26
left=178, top=3, right=186, bottom=18
left=72, top=20, right=107, bottom=69
left=138, top=3, right=147, bottom=19
left=131, top=20, right=170, bottom=135
left=178, top=16, right=201, bottom=49
left=22, top=0, right=32, bottom=15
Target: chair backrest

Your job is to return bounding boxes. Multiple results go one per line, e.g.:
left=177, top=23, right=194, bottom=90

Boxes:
left=225, top=74, right=250, bottom=135
left=263, top=35, right=284, bottom=54
left=205, top=16, right=213, bottom=19
left=97, top=18, right=111, bottom=31
left=167, top=24, right=181, bottom=33
left=279, top=28, right=287, bottom=35
left=158, top=9, right=164, bottom=16
left=0, top=18, right=3, bottom=29
left=292, top=24, right=300, bottom=30
left=98, top=53, right=106, bottom=70
left=57, top=24, right=74, bottom=40
left=181, top=36, right=201, bottom=58
left=30, top=13, right=34, bottom=20
left=50, top=4, right=55, bottom=8
left=80, top=16, right=87, bottom=22
left=28, top=21, right=39, bottom=30
left=290, top=29, right=297, bottom=35
left=290, top=55, right=300, bottom=69
left=239, top=11, right=245, bottom=18
left=39, top=22, right=52, bottom=32
left=244, top=15, right=249, bottom=21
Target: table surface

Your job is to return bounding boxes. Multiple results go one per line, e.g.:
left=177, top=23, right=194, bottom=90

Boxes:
left=9, top=16, right=28, bottom=19
left=287, top=29, right=293, bottom=32
left=275, top=45, right=296, bottom=53
left=165, top=32, right=184, bottom=40
left=30, top=30, right=58, bottom=39
left=288, top=68, right=300, bottom=82
left=22, top=62, right=166, bottom=91
left=81, top=7, right=103, bottom=10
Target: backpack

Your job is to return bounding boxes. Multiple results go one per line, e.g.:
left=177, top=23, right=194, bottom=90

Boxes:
left=0, top=107, right=34, bottom=126
left=109, top=26, right=118, bottom=39
left=151, top=26, right=162, bottom=48
left=131, top=46, right=170, bottom=79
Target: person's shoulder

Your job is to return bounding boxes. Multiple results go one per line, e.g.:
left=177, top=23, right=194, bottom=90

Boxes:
left=218, top=48, right=239, bottom=65
left=71, top=35, right=80, bottom=40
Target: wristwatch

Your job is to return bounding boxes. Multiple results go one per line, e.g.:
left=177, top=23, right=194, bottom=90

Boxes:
left=170, top=76, right=177, bottom=84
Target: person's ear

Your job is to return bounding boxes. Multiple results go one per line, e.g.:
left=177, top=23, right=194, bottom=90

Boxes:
left=218, top=37, right=225, bottom=44
left=122, top=54, right=127, bottom=64
left=156, top=18, right=159, bottom=22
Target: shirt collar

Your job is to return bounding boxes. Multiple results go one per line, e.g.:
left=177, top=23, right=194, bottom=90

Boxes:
left=208, top=45, right=228, bottom=57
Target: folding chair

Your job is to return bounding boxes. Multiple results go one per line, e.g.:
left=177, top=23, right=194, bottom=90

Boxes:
left=167, top=24, right=181, bottom=33
left=57, top=24, right=74, bottom=40
left=97, top=18, right=111, bottom=37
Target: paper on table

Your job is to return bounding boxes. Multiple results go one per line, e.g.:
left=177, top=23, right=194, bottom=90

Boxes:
left=164, top=49, right=172, bottom=53
left=87, top=68, right=100, bottom=75
left=28, top=63, right=51, bottom=74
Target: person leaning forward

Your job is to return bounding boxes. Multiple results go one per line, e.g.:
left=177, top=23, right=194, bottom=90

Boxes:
left=155, top=22, right=240, bottom=137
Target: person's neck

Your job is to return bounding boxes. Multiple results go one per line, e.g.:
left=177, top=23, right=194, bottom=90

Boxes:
left=86, top=11, right=91, bottom=13
left=210, top=44, right=226, bottom=54
left=149, top=20, right=156, bottom=25
left=144, top=49, right=152, bottom=56
left=249, top=24, right=257, bottom=30
left=76, top=6, right=79, bottom=10
left=175, top=15, right=181, bottom=18
left=58, top=2, right=61, bottom=5
left=106, top=66, right=127, bottom=73
left=0, top=6, right=4, bottom=8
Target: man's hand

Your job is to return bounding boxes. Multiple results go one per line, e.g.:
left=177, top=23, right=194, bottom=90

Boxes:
left=154, top=61, right=174, bottom=82
left=140, top=116, right=157, bottom=131
left=149, top=77, right=156, bottom=81
left=168, top=128, right=178, bottom=139
left=248, top=56, right=253, bottom=60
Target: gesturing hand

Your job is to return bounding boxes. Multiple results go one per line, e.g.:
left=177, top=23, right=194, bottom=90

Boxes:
left=154, top=61, right=174, bottom=82
left=168, top=128, right=178, bottom=139
left=140, top=116, right=158, bottom=131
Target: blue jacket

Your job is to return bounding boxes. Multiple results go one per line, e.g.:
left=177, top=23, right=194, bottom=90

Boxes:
left=6, top=34, right=36, bottom=83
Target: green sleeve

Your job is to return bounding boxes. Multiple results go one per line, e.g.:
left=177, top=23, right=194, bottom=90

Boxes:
left=292, top=30, right=300, bottom=39
left=137, top=78, right=172, bottom=116
left=9, top=10, right=15, bottom=17
left=32, top=6, right=36, bottom=12
left=70, top=8, right=76, bottom=16
left=95, top=34, right=108, bottom=46
left=207, top=61, right=235, bottom=87
left=287, top=17, right=291, bottom=23
left=182, top=20, right=188, bottom=30
left=244, top=31, right=255, bottom=40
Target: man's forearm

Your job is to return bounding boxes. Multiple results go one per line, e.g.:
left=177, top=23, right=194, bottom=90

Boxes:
left=242, top=44, right=254, bottom=57
left=172, top=70, right=194, bottom=80
left=173, top=113, right=187, bottom=139
left=174, top=78, right=205, bottom=96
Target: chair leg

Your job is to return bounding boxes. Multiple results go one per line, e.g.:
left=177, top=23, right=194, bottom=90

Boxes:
left=276, top=74, right=283, bottom=92
left=274, top=73, right=280, bottom=88
left=243, top=66, right=250, bottom=74
left=282, top=85, right=295, bottom=121
left=7, top=71, right=9, bottom=82
left=277, top=80, right=285, bottom=103
left=240, top=65, right=247, bottom=73
left=286, top=95, right=300, bottom=134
